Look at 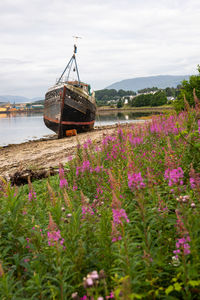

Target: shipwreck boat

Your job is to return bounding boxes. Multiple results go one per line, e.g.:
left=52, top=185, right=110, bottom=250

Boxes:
left=44, top=44, right=96, bottom=138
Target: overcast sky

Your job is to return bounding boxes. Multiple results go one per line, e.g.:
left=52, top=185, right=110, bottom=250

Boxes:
left=0, top=0, right=200, bottom=98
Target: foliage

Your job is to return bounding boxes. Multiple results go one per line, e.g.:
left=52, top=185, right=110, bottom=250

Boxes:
left=137, top=87, right=159, bottom=93
left=131, top=91, right=168, bottom=107
left=174, top=65, right=200, bottom=112
left=95, top=89, right=136, bottom=106
left=117, top=99, right=123, bottom=108
left=0, top=101, right=200, bottom=299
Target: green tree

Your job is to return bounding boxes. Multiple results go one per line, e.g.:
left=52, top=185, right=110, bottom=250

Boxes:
left=165, top=87, right=175, bottom=97
left=131, top=94, right=153, bottom=107
left=117, top=99, right=123, bottom=108
left=150, top=91, right=167, bottom=106
left=174, top=65, right=200, bottom=112
left=138, top=87, right=158, bottom=93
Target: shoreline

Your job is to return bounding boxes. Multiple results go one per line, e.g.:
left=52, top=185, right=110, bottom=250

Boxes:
left=0, top=122, right=146, bottom=181
left=0, top=106, right=174, bottom=115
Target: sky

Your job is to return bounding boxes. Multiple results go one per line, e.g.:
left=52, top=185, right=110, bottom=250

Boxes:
left=0, top=0, right=200, bottom=98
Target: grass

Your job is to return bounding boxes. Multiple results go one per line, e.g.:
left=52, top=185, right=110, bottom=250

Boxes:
left=0, top=103, right=200, bottom=299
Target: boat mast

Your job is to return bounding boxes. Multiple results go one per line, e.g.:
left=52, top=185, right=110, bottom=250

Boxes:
left=56, top=36, right=82, bottom=85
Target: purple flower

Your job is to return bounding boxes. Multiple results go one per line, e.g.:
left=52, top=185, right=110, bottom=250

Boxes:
left=28, top=191, right=37, bottom=201
left=190, top=177, right=196, bottom=189
left=129, top=134, right=143, bottom=146
left=73, top=185, right=78, bottom=191
left=164, top=167, right=184, bottom=186
left=82, top=206, right=94, bottom=218
left=83, top=138, right=92, bottom=149
left=173, top=235, right=191, bottom=258
left=112, top=235, right=122, bottom=242
left=128, top=172, right=145, bottom=189
left=60, top=178, right=68, bottom=188
left=106, top=291, right=114, bottom=299
left=59, top=167, right=68, bottom=188
left=82, top=160, right=90, bottom=170
left=47, top=230, right=64, bottom=247
left=112, top=208, right=129, bottom=225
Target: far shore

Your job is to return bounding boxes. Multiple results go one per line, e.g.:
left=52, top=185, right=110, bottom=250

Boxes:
left=0, top=106, right=174, bottom=115
left=97, top=105, right=174, bottom=113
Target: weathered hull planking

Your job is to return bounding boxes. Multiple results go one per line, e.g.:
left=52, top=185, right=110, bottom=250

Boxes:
left=44, top=84, right=96, bottom=137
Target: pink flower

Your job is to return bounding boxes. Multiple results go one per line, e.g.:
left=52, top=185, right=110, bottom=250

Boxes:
left=190, top=177, right=196, bottom=189
left=83, top=138, right=92, bottom=149
left=174, top=235, right=191, bottom=258
left=128, top=172, right=145, bottom=189
left=183, top=243, right=191, bottom=255
left=94, top=166, right=103, bottom=173
left=112, top=235, right=122, bottom=242
left=129, top=134, right=143, bottom=146
left=82, top=206, right=94, bottom=218
left=59, top=166, right=68, bottom=188
left=47, top=230, right=64, bottom=247
left=106, top=291, right=114, bottom=299
left=28, top=191, right=37, bottom=201
left=60, top=178, right=68, bottom=189
left=82, top=160, right=90, bottom=171
left=164, top=167, right=184, bottom=186
left=112, top=209, right=129, bottom=225
left=73, top=185, right=78, bottom=191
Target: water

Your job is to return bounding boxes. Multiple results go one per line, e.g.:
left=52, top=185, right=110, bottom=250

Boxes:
left=0, top=111, right=153, bottom=146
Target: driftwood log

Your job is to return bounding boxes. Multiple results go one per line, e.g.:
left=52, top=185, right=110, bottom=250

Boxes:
left=10, top=167, right=58, bottom=186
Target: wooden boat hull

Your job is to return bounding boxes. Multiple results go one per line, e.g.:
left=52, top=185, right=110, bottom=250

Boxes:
left=44, top=85, right=96, bottom=137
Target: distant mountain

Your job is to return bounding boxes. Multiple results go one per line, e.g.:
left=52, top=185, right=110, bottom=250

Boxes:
left=106, top=75, right=191, bottom=91
left=0, top=95, right=44, bottom=103
left=31, top=97, right=44, bottom=102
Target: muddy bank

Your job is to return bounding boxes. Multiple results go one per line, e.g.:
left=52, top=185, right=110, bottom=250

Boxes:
left=0, top=123, right=145, bottom=182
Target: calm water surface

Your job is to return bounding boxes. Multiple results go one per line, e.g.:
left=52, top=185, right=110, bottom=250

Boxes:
left=0, top=112, right=152, bottom=146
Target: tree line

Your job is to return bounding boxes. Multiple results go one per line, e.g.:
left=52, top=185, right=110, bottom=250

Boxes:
left=95, top=89, right=136, bottom=106
left=130, top=91, right=167, bottom=107
left=95, top=86, right=181, bottom=107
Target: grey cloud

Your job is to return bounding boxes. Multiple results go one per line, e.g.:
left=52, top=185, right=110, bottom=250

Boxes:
left=0, top=0, right=200, bottom=96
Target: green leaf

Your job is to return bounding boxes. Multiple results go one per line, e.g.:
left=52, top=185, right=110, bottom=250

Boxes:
left=165, top=285, right=174, bottom=295
left=174, top=282, right=182, bottom=292
left=194, top=143, right=200, bottom=149
left=188, top=280, right=200, bottom=287
left=131, top=293, right=143, bottom=299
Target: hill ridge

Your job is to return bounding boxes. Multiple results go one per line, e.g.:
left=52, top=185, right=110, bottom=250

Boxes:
left=106, top=74, right=191, bottom=91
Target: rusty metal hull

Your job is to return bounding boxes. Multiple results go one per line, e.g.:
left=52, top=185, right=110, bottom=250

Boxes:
left=44, top=85, right=96, bottom=137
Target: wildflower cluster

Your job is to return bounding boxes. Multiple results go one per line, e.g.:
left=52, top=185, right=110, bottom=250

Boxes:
left=47, top=213, right=64, bottom=248
left=164, top=167, right=184, bottom=186
left=28, top=190, right=37, bottom=201
left=173, top=235, right=191, bottom=258
left=0, top=104, right=200, bottom=299
left=47, top=230, right=64, bottom=247
left=128, top=172, right=145, bottom=189
left=112, top=208, right=129, bottom=225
